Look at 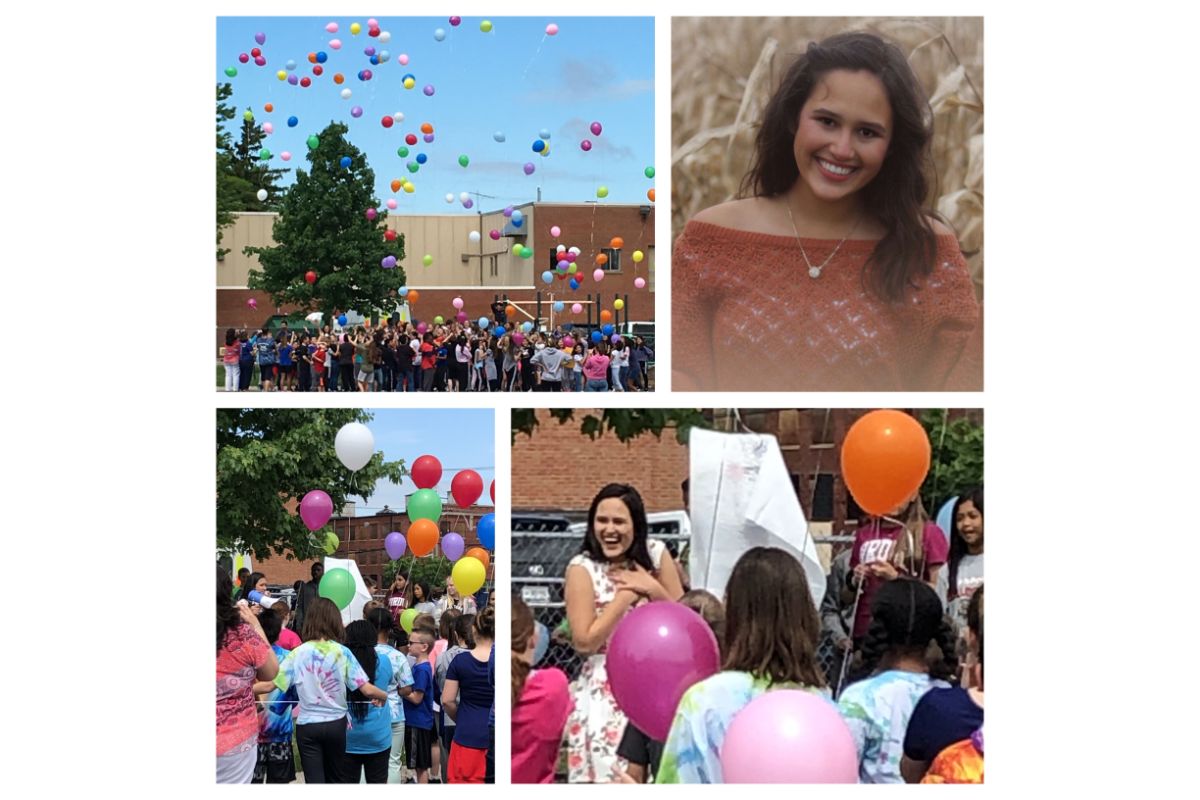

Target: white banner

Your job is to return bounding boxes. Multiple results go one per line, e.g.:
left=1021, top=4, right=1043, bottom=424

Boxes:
left=323, top=556, right=374, bottom=624
left=689, top=428, right=826, bottom=608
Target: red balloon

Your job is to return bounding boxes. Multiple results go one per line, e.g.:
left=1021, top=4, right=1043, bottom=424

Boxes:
left=490, top=480, right=495, bottom=503
left=312, top=64, right=324, bottom=76
left=450, top=470, right=483, bottom=507
left=299, top=77, right=311, bottom=87
left=411, top=454, right=443, bottom=489
left=405, top=133, right=418, bottom=146
left=385, top=230, right=397, bottom=241
left=381, top=115, right=394, bottom=128
left=305, top=270, right=317, bottom=284
left=252, top=47, right=262, bottom=58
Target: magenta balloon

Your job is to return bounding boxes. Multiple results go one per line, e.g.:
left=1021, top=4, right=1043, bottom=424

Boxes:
left=442, top=532, right=465, bottom=562
left=590, top=121, right=603, bottom=136
left=299, top=490, right=334, bottom=532
left=384, top=531, right=408, bottom=560
left=720, top=690, right=858, bottom=783
left=607, top=602, right=720, bottom=741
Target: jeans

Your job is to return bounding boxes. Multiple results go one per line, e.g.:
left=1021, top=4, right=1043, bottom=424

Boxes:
left=585, top=378, right=608, bottom=392
left=224, top=362, right=239, bottom=392
left=611, top=366, right=625, bottom=391
left=619, top=366, right=629, bottom=390
left=296, top=718, right=348, bottom=783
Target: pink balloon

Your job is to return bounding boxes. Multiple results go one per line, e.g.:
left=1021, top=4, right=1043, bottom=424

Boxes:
left=562, top=336, right=575, bottom=348
left=550, top=225, right=561, bottom=237
left=416, top=321, right=428, bottom=334
left=546, top=23, right=559, bottom=36
left=720, top=690, right=859, bottom=783
left=365, top=208, right=377, bottom=220
left=571, top=303, right=582, bottom=314
left=512, top=332, right=525, bottom=345
left=280, top=151, right=292, bottom=161
left=593, top=268, right=604, bottom=282
left=452, top=297, right=464, bottom=309
left=398, top=53, right=409, bottom=65
left=635, top=277, right=647, bottom=289
left=442, top=532, right=465, bottom=561
left=247, top=298, right=258, bottom=309
left=325, top=22, right=338, bottom=33
left=384, top=531, right=407, bottom=560
left=386, top=199, right=398, bottom=209
left=329, top=38, right=342, bottom=50
left=580, top=139, right=592, bottom=151
left=590, top=121, right=603, bottom=136
left=262, top=122, right=273, bottom=134
left=608, top=602, right=720, bottom=741
left=299, top=490, right=334, bottom=532
left=489, top=229, right=501, bottom=240
left=564, top=252, right=576, bottom=263
left=456, top=311, right=468, bottom=323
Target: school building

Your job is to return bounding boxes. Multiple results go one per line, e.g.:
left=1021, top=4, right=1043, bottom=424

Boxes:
left=216, top=202, right=656, bottom=349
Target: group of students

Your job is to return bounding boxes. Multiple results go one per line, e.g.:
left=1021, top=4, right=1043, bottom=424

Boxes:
left=220, top=319, right=654, bottom=393
left=510, top=483, right=985, bottom=784
left=216, top=565, right=496, bottom=784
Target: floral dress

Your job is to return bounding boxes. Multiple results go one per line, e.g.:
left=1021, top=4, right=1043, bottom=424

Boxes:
left=564, top=539, right=666, bottom=783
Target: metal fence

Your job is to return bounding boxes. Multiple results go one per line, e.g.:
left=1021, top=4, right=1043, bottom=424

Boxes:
left=513, top=514, right=857, bottom=689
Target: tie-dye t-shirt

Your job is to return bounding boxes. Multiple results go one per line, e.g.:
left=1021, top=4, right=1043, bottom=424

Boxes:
left=257, top=644, right=299, bottom=743
left=375, top=643, right=415, bottom=723
left=273, top=640, right=369, bottom=725
left=656, top=671, right=830, bottom=784
left=838, top=670, right=948, bottom=784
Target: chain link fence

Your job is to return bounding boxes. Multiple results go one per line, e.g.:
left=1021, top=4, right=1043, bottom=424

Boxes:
left=513, top=512, right=857, bottom=689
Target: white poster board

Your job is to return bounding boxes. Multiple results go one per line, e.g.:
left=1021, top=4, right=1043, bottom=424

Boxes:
left=689, top=428, right=826, bottom=608
left=323, top=556, right=373, bottom=625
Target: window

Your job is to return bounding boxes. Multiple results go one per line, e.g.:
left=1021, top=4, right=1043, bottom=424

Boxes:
left=600, top=247, right=621, bottom=272
left=809, top=473, right=834, bottom=521
left=488, top=254, right=498, bottom=277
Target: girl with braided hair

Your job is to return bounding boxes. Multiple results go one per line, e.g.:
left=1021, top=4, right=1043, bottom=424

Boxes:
left=837, top=578, right=957, bottom=783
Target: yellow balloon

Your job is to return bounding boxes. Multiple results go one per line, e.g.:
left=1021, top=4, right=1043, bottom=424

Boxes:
left=452, top=556, right=486, bottom=596
left=632, top=250, right=644, bottom=263
left=403, top=181, right=415, bottom=193
left=614, top=299, right=625, bottom=310
left=511, top=244, right=523, bottom=256
left=404, top=77, right=415, bottom=90
left=350, top=22, right=362, bottom=35
left=276, top=70, right=287, bottom=80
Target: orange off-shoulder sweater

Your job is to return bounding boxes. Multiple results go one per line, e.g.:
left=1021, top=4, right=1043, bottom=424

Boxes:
left=671, top=221, right=982, bottom=391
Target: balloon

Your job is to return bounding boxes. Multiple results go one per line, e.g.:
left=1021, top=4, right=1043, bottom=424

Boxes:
left=468, top=230, right=481, bottom=243
left=600, top=309, right=613, bottom=323
left=570, top=279, right=580, bottom=290
left=261, top=122, right=274, bottom=135
left=385, top=229, right=397, bottom=241
left=490, top=480, right=495, bottom=503
left=416, top=153, right=427, bottom=164
left=408, top=290, right=420, bottom=303
left=590, top=121, right=603, bottom=136
left=323, top=532, right=340, bottom=555
left=334, top=421, right=375, bottom=472
left=480, top=20, right=493, bottom=32
left=318, top=568, right=356, bottom=610
left=381, top=255, right=396, bottom=268
left=341, top=88, right=352, bottom=99
left=404, top=77, right=415, bottom=90
left=721, top=691, right=859, bottom=783
left=434, top=28, right=446, bottom=41
left=562, top=336, right=575, bottom=349
left=306, top=135, right=320, bottom=150
left=442, top=532, right=465, bottom=562
left=225, top=66, right=238, bottom=77
left=305, top=270, right=317, bottom=284
left=611, top=237, right=624, bottom=249
left=434, top=316, right=445, bottom=325
left=553, top=301, right=565, bottom=312
left=493, top=131, right=506, bottom=143
left=479, top=317, right=490, bottom=328
left=256, top=189, right=268, bottom=202
left=381, top=115, right=394, bottom=128
left=542, top=271, right=554, bottom=284
left=398, top=53, right=409, bottom=65
left=465, top=547, right=490, bottom=571
left=451, top=297, right=464, bottom=310
left=593, top=269, right=605, bottom=282
left=596, top=186, right=609, bottom=198
left=608, top=602, right=721, bottom=740
left=615, top=299, right=627, bottom=311
left=534, top=621, right=550, bottom=664
left=540, top=128, right=552, bottom=140
left=337, top=314, right=347, bottom=326
left=936, top=496, right=958, bottom=546
left=532, top=139, right=546, bottom=153
left=384, top=531, right=407, bottom=560
left=329, top=39, right=342, bottom=50
left=512, top=333, right=525, bottom=345
left=450, top=16, right=462, bottom=26
left=350, top=22, right=362, bottom=34
left=407, top=518, right=439, bottom=557
left=632, top=250, right=645, bottom=263
left=602, top=324, right=615, bottom=336
left=634, top=277, right=647, bottom=289
left=571, top=303, right=583, bottom=314
left=400, top=608, right=420, bottom=634
left=494, top=326, right=506, bottom=336
left=365, top=208, right=377, bottom=221
left=299, top=490, right=334, bottom=531
left=644, top=166, right=656, bottom=178
left=546, top=23, right=559, bottom=36
left=841, top=410, right=931, bottom=516
left=458, top=154, right=470, bottom=167
left=258, top=148, right=272, bottom=161
left=452, top=556, right=487, bottom=596
left=580, top=139, right=592, bottom=151
left=451, top=470, right=484, bottom=507
left=477, top=513, right=496, bottom=550
left=591, top=331, right=602, bottom=344
left=523, top=162, right=535, bottom=175
left=423, top=85, right=435, bottom=96
left=280, top=151, right=292, bottom=162
left=407, top=488, right=443, bottom=523
left=326, top=22, right=338, bottom=33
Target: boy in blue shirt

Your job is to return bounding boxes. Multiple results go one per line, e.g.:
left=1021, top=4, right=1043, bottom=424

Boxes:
left=402, top=627, right=436, bottom=783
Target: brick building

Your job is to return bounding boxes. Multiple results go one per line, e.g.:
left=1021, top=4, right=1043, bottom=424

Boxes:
left=512, top=408, right=982, bottom=533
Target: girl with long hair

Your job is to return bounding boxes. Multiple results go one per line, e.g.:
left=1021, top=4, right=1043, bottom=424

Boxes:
left=511, top=596, right=571, bottom=783
left=366, top=607, right=415, bottom=784
left=442, top=608, right=498, bottom=783
left=939, top=488, right=984, bottom=643
left=223, top=328, right=240, bottom=392
left=838, top=578, right=958, bottom=783
left=656, top=550, right=826, bottom=783
left=563, top=484, right=685, bottom=782
left=673, top=31, right=981, bottom=391
left=343, top=619, right=396, bottom=783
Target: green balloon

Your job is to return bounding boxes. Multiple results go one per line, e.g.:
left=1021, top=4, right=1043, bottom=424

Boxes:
left=400, top=608, right=420, bottom=634
left=408, top=488, right=442, bottom=523
left=323, top=532, right=340, bottom=555
left=307, top=134, right=320, bottom=150
left=407, top=161, right=420, bottom=173
left=225, top=67, right=238, bottom=78
left=520, top=246, right=533, bottom=259
left=243, top=110, right=254, bottom=122
left=422, top=254, right=433, bottom=267
left=258, top=148, right=271, bottom=161
left=434, top=315, right=444, bottom=325
left=458, top=154, right=469, bottom=167
left=318, top=568, right=356, bottom=610
left=644, top=166, right=655, bottom=179
left=397, top=146, right=409, bottom=157
left=596, top=186, right=609, bottom=198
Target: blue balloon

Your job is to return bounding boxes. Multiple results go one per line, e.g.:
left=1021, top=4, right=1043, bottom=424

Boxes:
left=493, top=325, right=506, bottom=337
left=316, top=51, right=328, bottom=63
left=339, top=156, right=351, bottom=168
left=511, top=209, right=524, bottom=223
left=479, top=317, right=490, bottom=328
left=285, top=60, right=297, bottom=71
left=399, top=286, right=410, bottom=297
left=936, top=496, right=958, bottom=547
left=534, top=621, right=549, bottom=664
left=416, top=152, right=428, bottom=164
left=521, top=322, right=533, bottom=333
left=541, top=271, right=554, bottom=284
left=532, top=139, right=546, bottom=153
left=370, top=54, right=380, bottom=65
left=493, top=131, right=506, bottom=142
left=512, top=217, right=523, bottom=228
left=602, top=324, right=614, bottom=336
left=591, top=331, right=602, bottom=344
left=477, top=513, right=496, bottom=550
left=553, top=301, right=564, bottom=312
left=569, top=279, right=580, bottom=290
left=287, top=115, right=299, bottom=127
left=337, top=314, right=347, bottom=326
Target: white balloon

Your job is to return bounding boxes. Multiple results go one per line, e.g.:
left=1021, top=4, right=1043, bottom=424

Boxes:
left=379, top=30, right=391, bottom=43
left=569, top=246, right=581, bottom=256
left=340, top=88, right=352, bottom=99
left=256, top=189, right=268, bottom=202
left=393, top=112, right=405, bottom=123
left=335, top=422, right=375, bottom=472
left=445, top=193, right=455, bottom=203
left=459, top=192, right=470, bottom=203
left=468, top=230, right=481, bottom=243
left=556, top=244, right=566, bottom=253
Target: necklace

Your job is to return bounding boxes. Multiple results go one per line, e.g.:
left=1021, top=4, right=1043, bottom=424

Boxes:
left=785, top=199, right=862, bottom=279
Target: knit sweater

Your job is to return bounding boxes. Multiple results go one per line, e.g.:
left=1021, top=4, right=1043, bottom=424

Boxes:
left=672, top=221, right=982, bottom=391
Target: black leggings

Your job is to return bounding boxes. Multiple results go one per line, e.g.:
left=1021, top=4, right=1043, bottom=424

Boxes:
left=340, top=364, right=355, bottom=390
left=344, top=748, right=389, bottom=784
left=296, top=718, right=347, bottom=783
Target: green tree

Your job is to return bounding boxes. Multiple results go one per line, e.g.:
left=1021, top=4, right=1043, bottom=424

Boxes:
left=229, top=109, right=288, bottom=209
left=216, top=83, right=242, bottom=259
left=512, top=408, right=712, bottom=444
left=217, top=409, right=409, bottom=560
left=244, top=121, right=406, bottom=318
left=919, top=409, right=984, bottom=510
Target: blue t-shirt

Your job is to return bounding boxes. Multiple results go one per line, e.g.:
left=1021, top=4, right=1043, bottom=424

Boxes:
left=240, top=340, right=254, bottom=361
left=255, top=338, right=277, bottom=365
left=278, top=344, right=293, bottom=366
left=446, top=651, right=495, bottom=750
left=903, top=686, right=984, bottom=762
left=403, top=661, right=435, bottom=730
left=258, top=644, right=298, bottom=743
left=346, top=653, right=394, bottom=754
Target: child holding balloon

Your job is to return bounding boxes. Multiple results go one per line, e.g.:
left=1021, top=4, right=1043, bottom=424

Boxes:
left=563, top=484, right=685, bottom=782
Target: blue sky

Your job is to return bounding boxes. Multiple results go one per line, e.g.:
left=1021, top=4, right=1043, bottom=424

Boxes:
left=348, top=409, right=495, bottom=514
left=217, top=17, right=654, bottom=214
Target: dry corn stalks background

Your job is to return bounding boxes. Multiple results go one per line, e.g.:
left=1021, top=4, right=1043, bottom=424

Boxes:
left=672, top=17, right=984, bottom=298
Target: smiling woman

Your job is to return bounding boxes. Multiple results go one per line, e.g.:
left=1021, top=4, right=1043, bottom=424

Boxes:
left=672, top=29, right=982, bottom=392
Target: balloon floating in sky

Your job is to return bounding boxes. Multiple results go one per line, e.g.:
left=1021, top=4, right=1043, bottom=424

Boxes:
left=350, top=106, right=363, bottom=118
left=434, top=28, right=446, bottom=41
left=645, top=166, right=656, bottom=178
left=340, top=88, right=352, bottom=99
left=489, top=229, right=501, bottom=240
left=350, top=22, right=362, bottom=35
left=614, top=299, right=625, bottom=310
left=648, top=188, right=656, bottom=202
left=580, top=139, right=592, bottom=151
left=325, top=21, right=338, bottom=33
left=591, top=121, right=603, bottom=136
left=493, top=131, right=506, bottom=142
left=423, top=84, right=435, bottom=96
left=329, top=38, right=342, bottom=50
left=287, top=115, right=298, bottom=127
left=523, top=162, right=536, bottom=175
left=450, top=16, right=462, bottom=26
left=596, top=186, right=609, bottom=198
left=546, top=23, right=559, bottom=36
left=468, top=231, right=481, bottom=243
left=532, top=139, right=546, bottom=153
left=225, top=66, right=237, bottom=77
left=594, top=269, right=605, bottom=282
left=480, top=20, right=493, bottom=32
left=280, top=151, right=291, bottom=161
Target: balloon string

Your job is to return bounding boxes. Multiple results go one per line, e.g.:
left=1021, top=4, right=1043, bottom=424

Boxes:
left=836, top=579, right=865, bottom=699
left=930, top=409, right=950, bottom=505
left=520, top=34, right=547, bottom=83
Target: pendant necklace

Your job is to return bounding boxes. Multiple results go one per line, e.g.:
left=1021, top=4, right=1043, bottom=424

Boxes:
left=786, top=199, right=862, bottom=279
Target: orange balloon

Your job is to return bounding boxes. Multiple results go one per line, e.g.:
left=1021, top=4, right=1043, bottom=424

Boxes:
left=505, top=304, right=516, bottom=318
left=600, top=310, right=613, bottom=323
left=264, top=103, right=274, bottom=113
left=465, top=547, right=490, bottom=571
left=308, top=52, right=318, bottom=64
left=408, top=289, right=420, bottom=304
left=408, top=519, right=440, bottom=557
left=610, top=237, right=624, bottom=249
left=334, top=73, right=345, bottom=85
left=596, top=253, right=609, bottom=266
left=647, top=188, right=655, bottom=202
left=390, top=179, right=402, bottom=193
left=420, top=122, right=433, bottom=134
left=840, top=410, right=931, bottom=516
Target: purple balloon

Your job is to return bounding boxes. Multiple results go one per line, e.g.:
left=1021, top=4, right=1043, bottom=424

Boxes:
left=611, top=335, right=623, bottom=344
left=590, top=121, right=603, bottom=136
left=351, top=106, right=363, bottom=118
left=423, top=133, right=435, bottom=143
left=503, top=205, right=514, bottom=218
left=299, top=490, right=334, bottom=532
left=607, top=602, right=721, bottom=741
left=423, top=84, right=435, bottom=96
left=384, top=531, right=408, bottom=560
left=287, top=74, right=299, bottom=85
left=255, top=32, right=266, bottom=45
left=721, top=691, right=858, bottom=783
left=442, top=532, right=465, bottom=561
left=523, top=162, right=535, bottom=175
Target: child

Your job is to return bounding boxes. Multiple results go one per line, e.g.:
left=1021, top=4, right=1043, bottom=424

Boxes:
left=435, top=611, right=469, bottom=780
left=403, top=626, right=438, bottom=783
left=251, top=606, right=298, bottom=783
left=223, top=328, right=240, bottom=392
left=343, top=620, right=396, bottom=783
left=367, top=608, right=414, bottom=784
left=272, top=602, right=301, bottom=651
left=312, top=338, right=327, bottom=392
left=255, top=328, right=276, bottom=392
left=277, top=335, right=294, bottom=390
left=837, top=578, right=958, bottom=783
left=442, top=608, right=497, bottom=783
left=511, top=597, right=571, bottom=783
